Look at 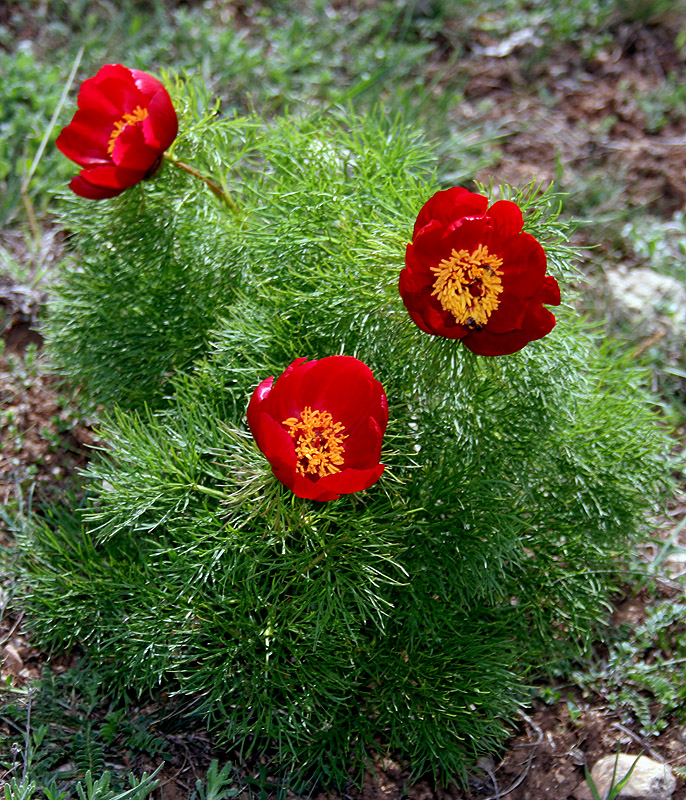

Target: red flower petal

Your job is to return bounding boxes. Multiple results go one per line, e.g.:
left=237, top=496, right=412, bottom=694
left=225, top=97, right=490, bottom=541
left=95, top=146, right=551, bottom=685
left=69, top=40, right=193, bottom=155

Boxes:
left=286, top=471, right=342, bottom=502
left=495, top=233, right=548, bottom=299
left=314, top=464, right=386, bottom=499
left=344, top=417, right=384, bottom=468
left=413, top=188, right=488, bottom=239
left=462, top=327, right=533, bottom=357
left=304, top=356, right=376, bottom=429
left=405, top=221, right=447, bottom=266
left=404, top=308, right=430, bottom=337
left=485, top=292, right=526, bottom=334
left=246, top=376, right=274, bottom=432
left=520, top=302, right=557, bottom=341
left=74, top=164, right=146, bottom=190
left=463, top=304, right=556, bottom=356
left=247, top=357, right=387, bottom=501
left=399, top=245, right=432, bottom=302
left=111, top=124, right=163, bottom=171
left=252, top=411, right=296, bottom=473
left=422, top=303, right=465, bottom=339
left=440, top=216, right=494, bottom=256
left=486, top=199, right=524, bottom=238
left=130, top=69, right=168, bottom=100
left=370, top=388, right=388, bottom=436
left=58, top=64, right=178, bottom=199
left=68, top=174, right=125, bottom=199
left=77, top=64, right=143, bottom=116
left=141, top=89, right=178, bottom=151
left=540, top=274, right=561, bottom=306
left=266, top=357, right=318, bottom=422
left=56, top=109, right=115, bottom=166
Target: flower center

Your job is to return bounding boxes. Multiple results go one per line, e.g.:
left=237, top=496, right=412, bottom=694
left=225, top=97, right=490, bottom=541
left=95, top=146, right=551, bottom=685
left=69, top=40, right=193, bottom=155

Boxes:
left=282, top=406, right=348, bottom=478
left=107, top=105, right=149, bottom=156
left=430, top=244, right=504, bottom=329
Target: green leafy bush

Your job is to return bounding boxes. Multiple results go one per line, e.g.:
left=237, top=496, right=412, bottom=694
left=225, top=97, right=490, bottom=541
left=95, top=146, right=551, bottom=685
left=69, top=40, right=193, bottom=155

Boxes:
left=22, top=84, right=673, bottom=789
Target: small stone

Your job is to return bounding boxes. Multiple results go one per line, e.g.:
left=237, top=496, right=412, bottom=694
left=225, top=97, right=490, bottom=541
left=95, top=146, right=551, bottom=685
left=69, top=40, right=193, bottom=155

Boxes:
left=573, top=778, right=594, bottom=800
left=589, top=753, right=676, bottom=800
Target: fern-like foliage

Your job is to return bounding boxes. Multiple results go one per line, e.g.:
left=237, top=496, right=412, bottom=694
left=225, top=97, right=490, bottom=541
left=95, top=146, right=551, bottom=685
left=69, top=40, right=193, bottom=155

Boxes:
left=73, top=722, right=105, bottom=779
left=22, top=82, right=675, bottom=788
left=44, top=81, right=258, bottom=410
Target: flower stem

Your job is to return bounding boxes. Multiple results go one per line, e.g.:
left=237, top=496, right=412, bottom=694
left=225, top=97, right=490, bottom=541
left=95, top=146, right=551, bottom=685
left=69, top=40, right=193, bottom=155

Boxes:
left=192, top=483, right=227, bottom=500
left=163, top=153, right=240, bottom=216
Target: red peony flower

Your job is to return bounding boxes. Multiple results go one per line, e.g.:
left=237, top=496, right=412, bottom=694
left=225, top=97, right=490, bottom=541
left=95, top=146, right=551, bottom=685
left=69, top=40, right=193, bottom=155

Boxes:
left=247, top=356, right=388, bottom=502
left=56, top=64, right=178, bottom=199
left=399, top=188, right=561, bottom=356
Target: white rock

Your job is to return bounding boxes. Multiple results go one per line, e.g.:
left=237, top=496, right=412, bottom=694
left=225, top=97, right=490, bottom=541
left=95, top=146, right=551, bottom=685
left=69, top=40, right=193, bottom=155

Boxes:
left=605, top=267, right=686, bottom=333
left=662, top=552, right=686, bottom=578
left=588, top=753, right=676, bottom=800
left=480, top=27, right=543, bottom=57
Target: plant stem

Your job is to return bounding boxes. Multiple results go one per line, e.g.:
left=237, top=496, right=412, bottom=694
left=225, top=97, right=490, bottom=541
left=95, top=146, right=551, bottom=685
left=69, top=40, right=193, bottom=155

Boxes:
left=192, top=483, right=227, bottom=500
left=163, top=153, right=240, bottom=216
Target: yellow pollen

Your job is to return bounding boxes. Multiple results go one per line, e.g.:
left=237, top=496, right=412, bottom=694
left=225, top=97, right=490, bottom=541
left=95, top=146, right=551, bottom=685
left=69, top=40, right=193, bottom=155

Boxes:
left=430, top=244, right=504, bottom=328
left=282, top=406, right=348, bottom=478
left=107, top=106, right=149, bottom=155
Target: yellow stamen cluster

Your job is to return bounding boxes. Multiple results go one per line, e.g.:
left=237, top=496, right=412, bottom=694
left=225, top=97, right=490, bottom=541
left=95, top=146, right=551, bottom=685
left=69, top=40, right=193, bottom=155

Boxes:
left=430, top=244, right=504, bottom=328
left=283, top=406, right=348, bottom=478
left=107, top=105, right=149, bottom=156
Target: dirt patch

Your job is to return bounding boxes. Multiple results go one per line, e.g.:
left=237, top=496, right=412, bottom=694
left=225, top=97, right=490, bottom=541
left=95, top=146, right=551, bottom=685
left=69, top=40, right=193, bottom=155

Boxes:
left=487, top=698, right=686, bottom=800
left=0, top=244, right=94, bottom=542
left=461, top=24, right=686, bottom=217
left=0, top=352, right=94, bottom=527
left=302, top=695, right=686, bottom=800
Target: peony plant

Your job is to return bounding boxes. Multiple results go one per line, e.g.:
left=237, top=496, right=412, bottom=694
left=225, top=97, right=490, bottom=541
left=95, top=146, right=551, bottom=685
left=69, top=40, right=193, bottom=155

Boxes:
left=20, top=74, right=673, bottom=790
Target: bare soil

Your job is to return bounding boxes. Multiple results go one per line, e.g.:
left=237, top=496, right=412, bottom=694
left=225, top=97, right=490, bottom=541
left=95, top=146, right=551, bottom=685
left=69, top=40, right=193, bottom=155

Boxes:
left=462, top=21, right=686, bottom=217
